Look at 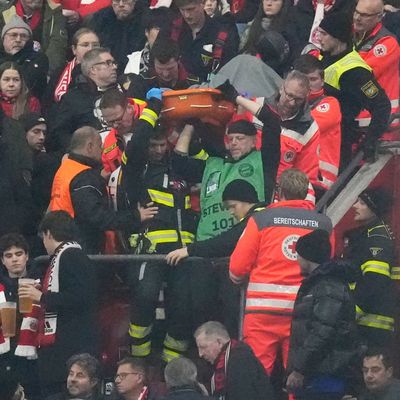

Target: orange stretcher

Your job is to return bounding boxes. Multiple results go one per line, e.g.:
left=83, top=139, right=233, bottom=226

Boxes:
left=161, top=88, right=235, bottom=127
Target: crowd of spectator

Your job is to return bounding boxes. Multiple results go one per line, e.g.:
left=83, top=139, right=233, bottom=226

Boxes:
left=0, top=0, right=400, bottom=398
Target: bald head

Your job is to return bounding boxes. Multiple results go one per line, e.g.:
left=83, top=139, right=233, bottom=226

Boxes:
left=354, top=0, right=384, bottom=34
left=69, top=126, right=103, bottom=163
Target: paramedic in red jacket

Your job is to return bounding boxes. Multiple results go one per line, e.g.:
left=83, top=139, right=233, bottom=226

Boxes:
left=353, top=0, right=400, bottom=132
left=229, top=168, right=333, bottom=375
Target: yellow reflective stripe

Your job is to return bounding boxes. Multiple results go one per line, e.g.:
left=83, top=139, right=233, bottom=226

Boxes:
left=349, top=282, right=356, bottom=290
left=103, top=142, right=117, bottom=154
left=133, top=98, right=146, bottom=106
left=147, top=189, right=174, bottom=207
left=192, top=148, right=209, bottom=160
left=361, top=260, right=390, bottom=277
left=391, top=267, right=400, bottom=280
left=129, top=323, right=152, bottom=339
left=185, top=195, right=191, bottom=209
left=180, top=231, right=195, bottom=244
left=140, top=108, right=158, bottom=127
left=163, top=334, right=189, bottom=352
left=355, top=305, right=394, bottom=331
left=121, top=151, right=128, bottom=165
left=162, top=348, right=182, bottom=363
left=131, top=341, right=151, bottom=357
left=146, top=230, right=179, bottom=244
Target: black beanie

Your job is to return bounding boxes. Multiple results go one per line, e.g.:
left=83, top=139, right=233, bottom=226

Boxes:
left=227, top=119, right=257, bottom=136
left=19, top=112, right=46, bottom=132
left=296, top=229, right=331, bottom=264
left=359, top=188, right=392, bottom=218
left=222, top=180, right=259, bottom=203
left=319, top=12, right=353, bottom=44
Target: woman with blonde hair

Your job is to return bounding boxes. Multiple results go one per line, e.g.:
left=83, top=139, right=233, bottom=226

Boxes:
left=0, top=62, right=40, bottom=119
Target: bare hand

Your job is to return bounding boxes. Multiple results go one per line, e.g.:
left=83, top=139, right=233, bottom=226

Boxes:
left=18, top=285, right=42, bottom=303
left=286, top=371, right=304, bottom=393
left=165, top=247, right=189, bottom=266
left=139, top=202, right=158, bottom=222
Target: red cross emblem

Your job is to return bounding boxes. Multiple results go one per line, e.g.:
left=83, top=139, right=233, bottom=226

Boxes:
left=282, top=234, right=301, bottom=260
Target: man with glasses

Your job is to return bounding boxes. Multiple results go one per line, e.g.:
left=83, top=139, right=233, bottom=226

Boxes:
left=0, top=15, right=49, bottom=98
left=113, top=357, right=153, bottom=400
left=49, top=48, right=119, bottom=151
left=99, top=88, right=145, bottom=176
left=0, top=0, right=67, bottom=73
left=353, top=0, right=400, bottom=134
left=317, top=11, right=391, bottom=166
left=87, top=0, right=145, bottom=73
left=218, top=72, right=320, bottom=191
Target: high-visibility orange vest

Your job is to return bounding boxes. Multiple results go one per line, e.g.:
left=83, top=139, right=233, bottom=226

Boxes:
left=49, top=158, right=91, bottom=217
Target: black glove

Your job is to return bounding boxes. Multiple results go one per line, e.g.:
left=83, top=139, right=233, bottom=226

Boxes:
left=145, top=97, right=162, bottom=115
left=361, top=136, right=378, bottom=162
left=216, top=79, right=239, bottom=104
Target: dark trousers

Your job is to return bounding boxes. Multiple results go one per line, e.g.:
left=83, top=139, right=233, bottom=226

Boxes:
left=128, top=259, right=218, bottom=340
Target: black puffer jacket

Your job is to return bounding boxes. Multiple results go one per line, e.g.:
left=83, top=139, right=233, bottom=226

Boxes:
left=287, top=260, right=360, bottom=378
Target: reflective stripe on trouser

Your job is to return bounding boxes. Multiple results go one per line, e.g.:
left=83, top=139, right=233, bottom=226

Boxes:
left=243, top=313, right=292, bottom=375
left=162, top=333, right=189, bottom=363
left=361, top=260, right=390, bottom=277
left=245, top=283, right=300, bottom=314
left=356, top=305, right=394, bottom=331
left=129, top=323, right=152, bottom=357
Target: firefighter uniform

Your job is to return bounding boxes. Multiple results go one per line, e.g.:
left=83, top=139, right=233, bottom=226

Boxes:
left=322, top=48, right=391, bottom=165
left=343, top=219, right=397, bottom=347
left=355, top=23, right=400, bottom=132
left=229, top=199, right=333, bottom=374
left=309, top=91, right=342, bottom=190
left=121, top=99, right=198, bottom=362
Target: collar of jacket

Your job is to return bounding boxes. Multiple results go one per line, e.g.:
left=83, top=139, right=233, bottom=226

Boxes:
left=68, top=152, right=102, bottom=169
left=306, top=260, right=356, bottom=283
left=321, top=46, right=353, bottom=68
left=268, top=199, right=315, bottom=211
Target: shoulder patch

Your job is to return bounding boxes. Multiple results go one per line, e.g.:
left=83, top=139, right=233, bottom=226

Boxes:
left=283, top=150, right=296, bottom=163
left=373, top=44, right=387, bottom=57
left=316, top=103, right=330, bottom=113
left=361, top=81, right=379, bottom=99
left=369, top=247, right=383, bottom=256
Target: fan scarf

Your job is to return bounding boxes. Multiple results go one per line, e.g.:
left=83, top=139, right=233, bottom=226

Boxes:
left=0, top=285, right=40, bottom=359
left=211, top=339, right=239, bottom=399
left=38, top=241, right=82, bottom=347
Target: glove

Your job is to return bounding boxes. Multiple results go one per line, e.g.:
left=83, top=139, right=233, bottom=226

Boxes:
left=361, top=136, right=378, bottom=162
left=146, top=87, right=167, bottom=101
left=216, top=79, right=239, bottom=104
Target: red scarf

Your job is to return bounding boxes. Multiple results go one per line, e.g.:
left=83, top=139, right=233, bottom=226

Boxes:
left=16, top=0, right=42, bottom=31
left=312, top=0, right=335, bottom=9
left=0, top=284, right=41, bottom=359
left=211, top=339, right=239, bottom=399
left=54, top=58, right=77, bottom=102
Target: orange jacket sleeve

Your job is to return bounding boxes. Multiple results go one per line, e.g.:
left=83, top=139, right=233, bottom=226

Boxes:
left=229, top=216, right=260, bottom=280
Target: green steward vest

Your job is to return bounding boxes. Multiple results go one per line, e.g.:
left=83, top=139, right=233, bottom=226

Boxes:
left=196, top=151, right=265, bottom=241
left=324, top=49, right=371, bottom=90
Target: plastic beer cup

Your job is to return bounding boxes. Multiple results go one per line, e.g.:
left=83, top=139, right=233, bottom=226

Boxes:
left=0, top=302, right=17, bottom=337
left=18, top=278, right=35, bottom=313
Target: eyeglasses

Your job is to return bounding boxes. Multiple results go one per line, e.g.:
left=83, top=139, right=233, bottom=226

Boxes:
left=114, top=372, right=141, bottom=380
left=354, top=9, right=383, bottom=18
left=282, top=85, right=306, bottom=104
left=92, top=59, right=118, bottom=68
left=112, top=0, right=134, bottom=5
left=5, top=32, right=30, bottom=40
left=105, top=106, right=127, bottom=127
